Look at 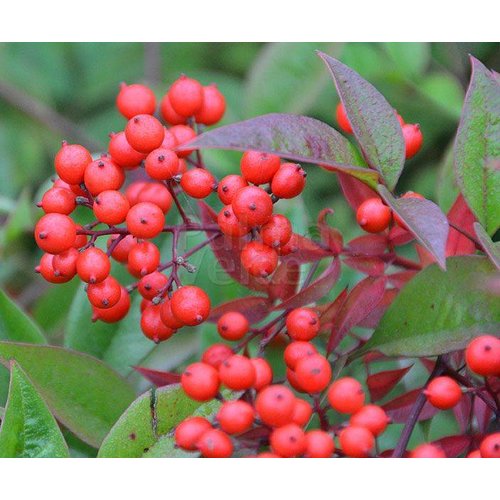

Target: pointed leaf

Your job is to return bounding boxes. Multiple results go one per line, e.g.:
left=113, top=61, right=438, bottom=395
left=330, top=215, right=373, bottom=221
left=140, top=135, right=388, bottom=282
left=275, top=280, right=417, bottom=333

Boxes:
left=382, top=389, right=438, bottom=423
left=347, top=234, right=387, bottom=256
left=446, top=194, right=477, bottom=257
left=337, top=172, right=377, bottom=211
left=268, top=261, right=300, bottom=302
left=474, top=222, right=500, bottom=270
left=432, top=435, right=472, bottom=458
left=343, top=256, right=385, bottom=276
left=281, top=234, right=332, bottom=263
left=367, top=365, right=413, bottom=402
left=208, top=296, right=271, bottom=324
left=133, top=367, right=181, bottom=387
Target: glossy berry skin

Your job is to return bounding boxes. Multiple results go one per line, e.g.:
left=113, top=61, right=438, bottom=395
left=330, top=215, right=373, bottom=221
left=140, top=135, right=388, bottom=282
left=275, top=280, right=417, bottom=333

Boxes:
left=287, top=367, right=307, bottom=393
left=169, top=125, right=196, bottom=158
left=76, top=247, right=111, bottom=284
left=270, top=424, right=307, bottom=458
left=126, top=202, right=165, bottom=239
left=271, top=163, right=306, bottom=199
left=284, top=341, right=317, bottom=370
left=286, top=308, right=320, bottom=341
left=232, top=186, right=273, bottom=227
left=84, top=157, right=125, bottom=196
left=145, top=148, right=179, bottom=180
left=356, top=198, right=392, bottom=233
left=409, top=443, right=446, bottom=458
left=465, top=335, right=500, bottom=377
left=217, top=205, right=249, bottom=237
left=125, top=181, right=149, bottom=206
left=35, top=213, right=76, bottom=254
left=261, top=214, right=292, bottom=248
left=159, top=300, right=185, bottom=330
left=52, top=247, right=79, bottom=278
left=295, top=354, right=332, bottom=394
left=180, top=168, right=216, bottom=199
left=479, top=433, right=500, bottom=458
left=54, top=142, right=92, bottom=185
left=195, top=84, right=226, bottom=125
left=402, top=123, right=423, bottom=159
left=197, top=429, right=233, bottom=458
left=251, top=358, right=273, bottom=391
left=278, top=233, right=299, bottom=256
left=201, top=344, right=233, bottom=369
left=168, top=76, right=204, bottom=117
left=467, top=450, right=482, bottom=458
left=350, top=405, right=390, bottom=437
left=217, top=174, right=248, bottom=205
left=181, top=362, right=220, bottom=402
left=217, top=311, right=249, bottom=341
left=36, top=253, right=72, bottom=284
left=116, top=83, right=156, bottom=119
left=240, top=151, right=281, bottom=185
left=175, top=417, right=212, bottom=451
left=336, top=102, right=353, bottom=134
left=108, top=131, right=146, bottom=169
left=107, top=234, right=136, bottom=263
left=339, top=426, right=375, bottom=458
left=135, top=183, right=173, bottom=214
left=424, top=376, right=462, bottom=410
left=138, top=271, right=169, bottom=300
left=240, top=241, right=278, bottom=278
left=125, top=114, right=165, bottom=154
left=255, top=385, right=296, bottom=428
left=160, top=93, right=187, bottom=125
left=93, top=190, right=130, bottom=226
left=127, top=241, right=160, bottom=278
left=327, top=377, right=365, bottom=414
left=170, top=286, right=211, bottom=326
left=141, top=304, right=175, bottom=343
left=305, top=430, right=335, bottom=458
left=160, top=127, right=178, bottom=150
left=40, top=187, right=76, bottom=215
left=216, top=400, right=255, bottom=435
left=87, top=276, right=122, bottom=309
left=291, top=398, right=313, bottom=427
left=218, top=354, right=256, bottom=391
left=92, top=286, right=130, bottom=323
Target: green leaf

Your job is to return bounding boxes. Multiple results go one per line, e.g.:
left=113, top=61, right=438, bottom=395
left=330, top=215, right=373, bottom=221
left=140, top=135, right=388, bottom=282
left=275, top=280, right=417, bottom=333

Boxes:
left=318, top=52, right=405, bottom=190
left=454, top=57, right=500, bottom=234
left=98, top=384, right=221, bottom=458
left=419, top=72, right=465, bottom=119
left=0, top=363, right=69, bottom=457
left=245, top=42, right=340, bottom=116
left=474, top=222, right=500, bottom=270
left=358, top=256, right=500, bottom=358
left=0, top=289, right=46, bottom=344
left=0, top=342, right=136, bottom=448
left=383, top=43, right=430, bottom=79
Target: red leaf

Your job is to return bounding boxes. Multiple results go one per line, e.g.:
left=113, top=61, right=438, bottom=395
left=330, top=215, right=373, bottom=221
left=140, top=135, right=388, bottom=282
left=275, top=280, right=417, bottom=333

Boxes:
left=317, top=209, right=343, bottom=255
left=359, top=289, right=398, bottom=328
left=281, top=234, right=332, bottom=263
left=388, top=225, right=415, bottom=247
left=420, top=358, right=436, bottom=373
left=387, top=271, right=417, bottom=289
left=446, top=194, right=476, bottom=256
left=432, top=435, right=472, bottom=457
left=208, top=296, right=271, bottom=324
left=367, top=365, right=413, bottom=401
left=453, top=394, right=473, bottom=433
left=318, top=288, right=348, bottom=332
left=347, top=234, right=387, bottom=256
left=343, top=256, right=385, bottom=276
left=133, top=366, right=181, bottom=387
left=273, top=259, right=340, bottom=310
left=383, top=388, right=438, bottom=423
left=337, top=172, right=377, bottom=211
left=415, top=243, right=437, bottom=268
left=268, top=261, right=300, bottom=302
left=474, top=397, right=493, bottom=433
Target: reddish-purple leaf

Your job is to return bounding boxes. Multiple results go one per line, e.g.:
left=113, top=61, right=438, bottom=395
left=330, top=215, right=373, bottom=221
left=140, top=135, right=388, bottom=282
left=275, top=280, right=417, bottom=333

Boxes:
left=387, top=271, right=418, bottom=289
left=446, top=194, right=477, bottom=257
left=388, top=225, right=415, bottom=247
left=182, top=113, right=379, bottom=188
left=337, top=172, right=378, bottom=211
left=268, top=261, right=300, bottom=302
left=382, top=388, right=438, bottom=423
left=317, top=209, right=343, bottom=255
left=358, top=289, right=398, bottom=329
left=318, top=52, right=405, bottom=190
left=415, top=244, right=437, bottom=268
left=367, top=365, right=413, bottom=402
left=318, top=288, right=348, bottom=332
left=378, top=186, right=449, bottom=270
left=432, top=435, right=472, bottom=457
left=133, top=366, right=181, bottom=387
left=282, top=234, right=332, bottom=263
left=208, top=296, right=271, bottom=324
left=473, top=397, right=493, bottom=433
left=453, top=394, right=473, bottom=433
left=347, top=234, right=387, bottom=256
left=273, top=259, right=340, bottom=310
left=343, top=256, right=385, bottom=276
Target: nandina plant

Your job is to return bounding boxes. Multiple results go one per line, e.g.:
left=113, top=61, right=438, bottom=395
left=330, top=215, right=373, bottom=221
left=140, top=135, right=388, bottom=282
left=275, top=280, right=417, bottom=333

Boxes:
left=0, top=51, right=498, bottom=458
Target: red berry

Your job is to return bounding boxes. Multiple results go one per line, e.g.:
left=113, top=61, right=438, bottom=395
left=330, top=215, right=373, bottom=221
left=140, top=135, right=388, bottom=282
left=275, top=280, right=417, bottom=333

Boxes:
left=270, top=424, right=306, bottom=458
left=144, top=148, right=179, bottom=181
left=327, top=377, right=365, bottom=414
left=126, top=202, right=165, bottom=239
left=350, top=405, right=390, bottom=436
left=291, top=398, right=313, bottom=427
left=116, top=83, right=156, bottom=119
left=87, top=276, right=122, bottom=309
left=197, top=429, right=233, bottom=458
left=393, top=191, right=425, bottom=228
left=93, top=190, right=130, bottom=225
left=278, top=233, right=299, bottom=256
left=125, top=181, right=148, bottom=206
left=194, top=84, right=226, bottom=125
left=479, top=433, right=500, bottom=458
left=168, top=76, right=204, bottom=117
left=160, top=127, right=178, bottom=150
left=295, top=354, right=332, bottom=394
left=169, top=125, right=196, bottom=158
left=170, top=286, right=211, bottom=326
left=217, top=311, right=249, bottom=341
left=465, top=335, right=500, bottom=377
left=217, top=174, right=248, bottom=205
left=232, top=186, right=273, bottom=227
left=125, top=114, right=165, bottom=154
left=402, top=123, right=423, bottom=159
left=409, top=443, right=446, bottom=458
left=180, top=168, right=216, bottom=199
left=261, top=214, right=292, bottom=248
left=218, top=354, right=256, bottom=390
left=107, top=234, right=137, bottom=263
left=160, top=93, right=187, bottom=125
left=424, top=376, right=462, bottom=410
left=54, top=142, right=92, bottom=185
left=251, top=358, right=273, bottom=391
left=284, top=341, right=317, bottom=370
left=159, top=299, right=185, bottom=330
left=92, top=287, right=130, bottom=323
left=286, top=367, right=307, bottom=393
left=35, top=213, right=76, bottom=254
left=181, top=362, right=220, bottom=402
left=216, top=400, right=255, bottom=435
left=240, top=151, right=280, bottom=185
left=467, top=450, right=482, bottom=458
left=73, top=226, right=88, bottom=249
left=356, top=198, right=392, bottom=233
left=286, top=307, right=320, bottom=341
left=175, top=417, right=212, bottom=451
left=84, top=157, right=125, bottom=196
left=108, top=131, right=146, bottom=169
left=127, top=241, right=160, bottom=277
left=339, top=426, right=375, bottom=458
left=201, top=344, right=233, bottom=369
left=255, top=385, right=295, bottom=427
left=135, top=183, right=173, bottom=214
left=240, top=241, right=278, bottom=278
left=76, top=247, right=111, bottom=283
left=138, top=271, right=169, bottom=300
left=271, top=163, right=306, bottom=199
left=217, top=205, right=249, bottom=237
left=36, top=253, right=72, bottom=284
left=304, top=430, right=335, bottom=458
left=336, top=102, right=353, bottom=134
left=40, top=187, right=76, bottom=215
left=141, top=304, right=175, bottom=342
left=52, top=247, right=79, bottom=278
